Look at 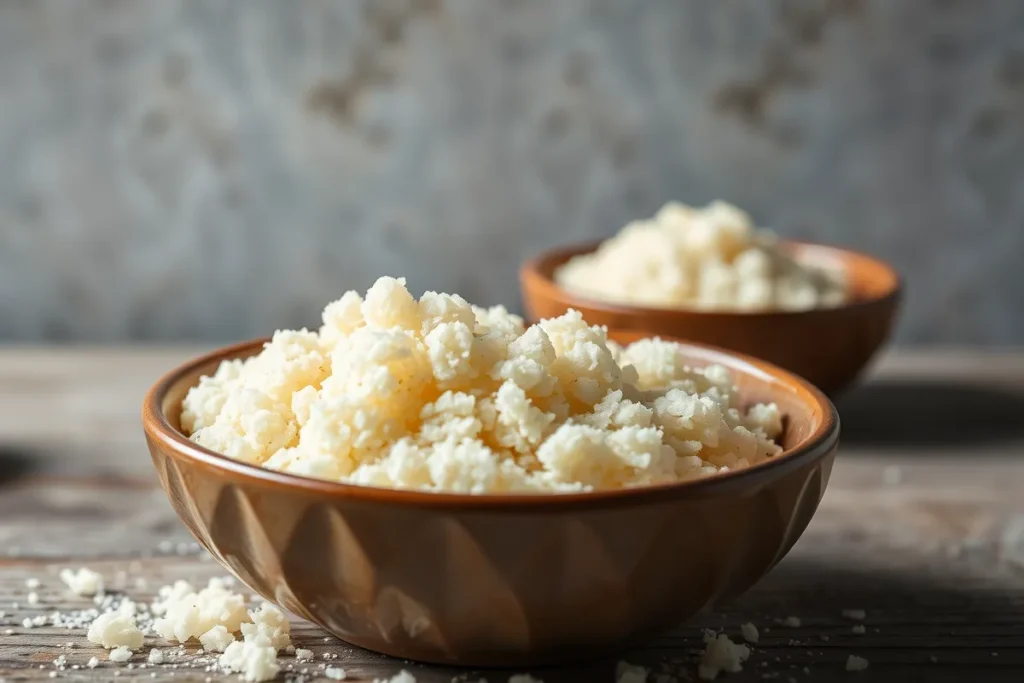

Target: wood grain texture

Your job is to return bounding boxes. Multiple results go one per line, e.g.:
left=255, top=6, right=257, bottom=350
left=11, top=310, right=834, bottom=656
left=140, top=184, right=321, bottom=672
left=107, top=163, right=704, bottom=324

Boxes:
left=1, top=348, right=1023, bottom=681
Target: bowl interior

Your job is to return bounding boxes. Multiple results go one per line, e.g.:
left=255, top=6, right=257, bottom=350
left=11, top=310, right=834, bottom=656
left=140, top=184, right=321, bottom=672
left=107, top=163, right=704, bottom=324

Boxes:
left=527, top=239, right=900, bottom=313
left=147, top=330, right=836, bottom=506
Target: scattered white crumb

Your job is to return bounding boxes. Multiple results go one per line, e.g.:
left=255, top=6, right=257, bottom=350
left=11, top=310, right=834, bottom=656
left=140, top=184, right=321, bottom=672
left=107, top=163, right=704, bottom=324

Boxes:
left=60, top=568, right=105, bottom=597
left=199, top=625, right=236, bottom=653
left=3, top=629, right=12, bottom=635
left=26, top=578, right=40, bottom=589
left=781, top=617, right=801, bottom=628
left=740, top=622, right=760, bottom=644
left=616, top=661, right=648, bottom=683
left=841, top=609, right=866, bottom=621
left=153, top=578, right=248, bottom=644
left=148, top=649, right=165, bottom=665
left=240, top=602, right=291, bottom=651
left=325, top=667, right=347, bottom=681
left=295, top=648, right=314, bottom=661
left=882, top=465, right=903, bottom=485
left=27, top=592, right=39, bottom=605
left=219, top=634, right=280, bottom=682
left=852, top=625, right=866, bottom=635
left=87, top=611, right=144, bottom=649
left=53, top=655, right=66, bottom=668
left=845, top=655, right=869, bottom=672
left=109, top=646, right=133, bottom=663
left=698, top=633, right=750, bottom=680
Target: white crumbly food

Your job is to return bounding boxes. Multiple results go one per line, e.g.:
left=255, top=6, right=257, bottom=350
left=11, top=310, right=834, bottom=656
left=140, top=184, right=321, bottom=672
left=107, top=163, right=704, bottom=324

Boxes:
left=220, top=633, right=280, bottom=682
left=199, top=625, right=236, bottom=652
left=86, top=657, right=100, bottom=669
left=740, top=622, right=759, bottom=644
left=294, top=648, right=314, bottom=661
left=86, top=611, right=144, bottom=650
left=240, top=602, right=291, bottom=651
left=60, top=568, right=105, bottom=597
left=616, top=661, right=648, bottom=683
left=845, top=655, right=869, bottom=672
left=147, top=648, right=164, bottom=664
left=108, top=646, right=133, bottom=663
left=698, top=633, right=751, bottom=680
left=181, top=277, right=784, bottom=493
left=555, top=201, right=847, bottom=311
left=325, top=667, right=347, bottom=680
left=152, top=578, right=249, bottom=643
left=376, top=673, right=417, bottom=683
left=216, top=602, right=291, bottom=682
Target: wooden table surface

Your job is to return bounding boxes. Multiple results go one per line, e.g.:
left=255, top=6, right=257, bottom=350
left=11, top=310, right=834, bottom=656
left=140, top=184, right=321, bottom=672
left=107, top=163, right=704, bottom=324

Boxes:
left=1, top=347, right=1023, bottom=683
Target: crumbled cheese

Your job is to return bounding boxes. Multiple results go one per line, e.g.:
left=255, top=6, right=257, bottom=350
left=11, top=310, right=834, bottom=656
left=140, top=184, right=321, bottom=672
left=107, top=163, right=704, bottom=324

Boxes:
left=239, top=602, right=291, bottom=651
left=781, top=617, right=801, bottom=628
left=182, top=278, right=784, bottom=493
left=26, top=578, right=41, bottom=589
left=199, top=625, right=235, bottom=653
left=109, top=646, right=133, bottom=663
left=555, top=201, right=848, bottom=312
left=882, top=465, right=903, bottom=485
left=616, top=661, right=648, bottom=683
left=27, top=592, right=39, bottom=605
left=325, top=667, right=347, bottom=681
left=53, top=655, right=66, bottom=669
left=294, top=648, right=314, bottom=661
left=60, top=568, right=104, bottom=597
left=148, top=649, right=165, bottom=665
left=219, top=634, right=280, bottom=682
left=851, top=625, right=866, bottom=635
left=87, top=657, right=100, bottom=669
left=377, top=673, right=417, bottom=683
left=842, top=609, right=866, bottom=621
left=845, top=655, right=869, bottom=672
left=152, top=578, right=248, bottom=643
left=87, top=611, right=144, bottom=650
left=698, top=633, right=750, bottom=680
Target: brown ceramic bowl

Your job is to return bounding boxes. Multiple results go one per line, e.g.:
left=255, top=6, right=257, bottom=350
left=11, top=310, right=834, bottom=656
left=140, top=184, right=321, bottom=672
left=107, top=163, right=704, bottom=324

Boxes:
left=142, top=332, right=839, bottom=667
left=520, top=240, right=901, bottom=395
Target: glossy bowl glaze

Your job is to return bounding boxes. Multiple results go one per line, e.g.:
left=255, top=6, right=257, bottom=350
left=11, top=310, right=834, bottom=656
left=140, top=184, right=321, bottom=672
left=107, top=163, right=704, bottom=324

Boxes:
left=521, top=241, right=901, bottom=395
left=142, top=331, right=839, bottom=667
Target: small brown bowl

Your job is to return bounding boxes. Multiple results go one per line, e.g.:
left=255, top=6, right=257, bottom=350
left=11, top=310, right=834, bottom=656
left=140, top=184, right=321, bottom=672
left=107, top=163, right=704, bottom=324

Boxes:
left=520, top=241, right=901, bottom=395
left=142, top=332, right=839, bottom=667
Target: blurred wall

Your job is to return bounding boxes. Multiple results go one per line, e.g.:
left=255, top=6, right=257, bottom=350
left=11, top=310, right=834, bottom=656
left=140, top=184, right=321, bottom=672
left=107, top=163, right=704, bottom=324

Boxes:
left=0, top=0, right=1021, bottom=345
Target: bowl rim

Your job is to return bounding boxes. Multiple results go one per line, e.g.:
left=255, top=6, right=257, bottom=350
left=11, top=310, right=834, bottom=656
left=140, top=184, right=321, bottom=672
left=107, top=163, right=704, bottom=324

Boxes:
left=143, top=335, right=839, bottom=510
left=520, top=238, right=903, bottom=320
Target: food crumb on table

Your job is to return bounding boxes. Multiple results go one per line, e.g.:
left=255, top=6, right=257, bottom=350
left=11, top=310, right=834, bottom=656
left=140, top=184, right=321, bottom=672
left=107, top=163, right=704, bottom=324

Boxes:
left=845, top=655, right=869, bottom=672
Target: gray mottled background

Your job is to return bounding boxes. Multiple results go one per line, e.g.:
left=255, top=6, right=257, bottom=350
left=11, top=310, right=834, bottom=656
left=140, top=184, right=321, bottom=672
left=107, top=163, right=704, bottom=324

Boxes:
left=0, top=0, right=1021, bottom=345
